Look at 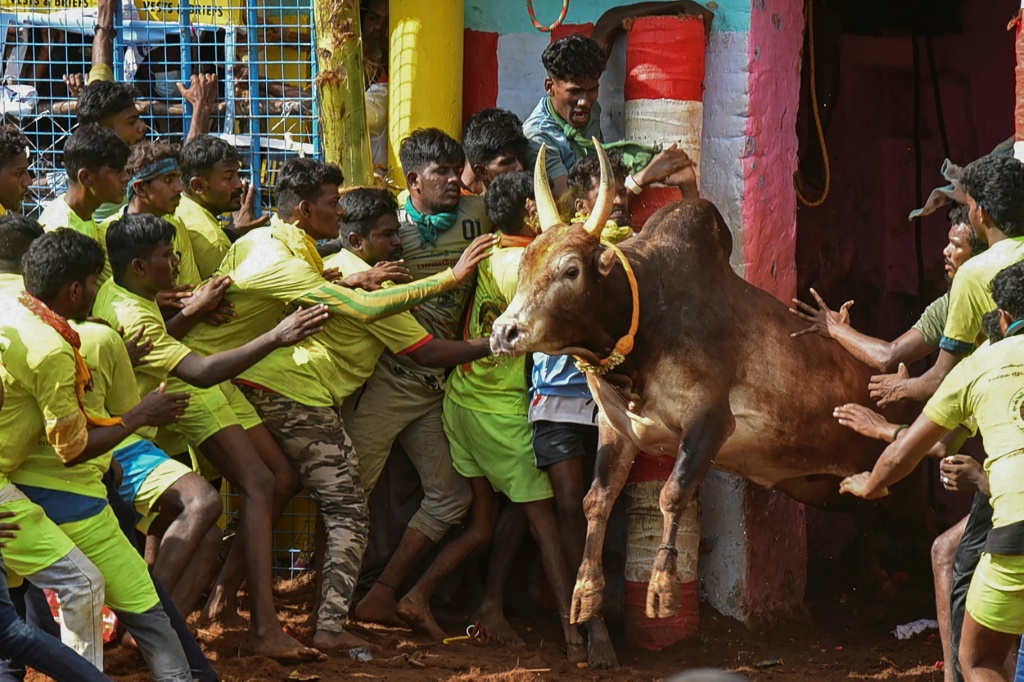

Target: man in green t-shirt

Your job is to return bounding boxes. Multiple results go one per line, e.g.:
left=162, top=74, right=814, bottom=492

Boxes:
left=39, top=125, right=129, bottom=286
left=177, top=136, right=268, bottom=280
left=6, top=229, right=195, bottom=679
left=96, top=213, right=328, bottom=662
left=441, top=172, right=585, bottom=661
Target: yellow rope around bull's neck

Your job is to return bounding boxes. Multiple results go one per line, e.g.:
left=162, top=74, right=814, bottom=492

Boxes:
left=574, top=240, right=640, bottom=376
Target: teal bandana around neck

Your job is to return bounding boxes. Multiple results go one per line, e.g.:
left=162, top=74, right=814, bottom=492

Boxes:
left=405, top=196, right=458, bottom=247
left=543, top=96, right=659, bottom=175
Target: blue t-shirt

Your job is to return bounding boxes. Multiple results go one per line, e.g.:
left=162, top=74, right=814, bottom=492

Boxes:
left=530, top=353, right=591, bottom=399
left=523, top=96, right=603, bottom=183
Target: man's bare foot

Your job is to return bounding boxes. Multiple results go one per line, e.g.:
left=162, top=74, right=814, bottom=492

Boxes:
left=200, top=588, right=246, bottom=628
left=353, top=585, right=405, bottom=627
left=397, top=594, right=448, bottom=640
left=474, top=602, right=523, bottom=645
left=585, top=617, right=619, bottom=669
left=311, top=628, right=371, bottom=651
left=250, top=628, right=324, bottom=662
left=562, top=618, right=587, bottom=664
left=833, top=403, right=894, bottom=442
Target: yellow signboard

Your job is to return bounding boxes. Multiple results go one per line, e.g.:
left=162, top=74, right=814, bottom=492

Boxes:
left=0, top=0, right=244, bottom=27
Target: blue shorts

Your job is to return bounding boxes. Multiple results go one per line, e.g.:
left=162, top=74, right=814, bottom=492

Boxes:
left=113, top=440, right=171, bottom=514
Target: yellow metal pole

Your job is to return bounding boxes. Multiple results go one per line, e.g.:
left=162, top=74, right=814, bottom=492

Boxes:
left=387, top=0, right=465, bottom=187
left=313, top=0, right=374, bottom=185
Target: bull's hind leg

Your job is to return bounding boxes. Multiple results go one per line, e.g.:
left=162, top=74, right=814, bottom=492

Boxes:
left=570, top=419, right=638, bottom=625
left=648, top=409, right=733, bottom=619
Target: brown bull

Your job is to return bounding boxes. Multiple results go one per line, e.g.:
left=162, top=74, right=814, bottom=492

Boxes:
left=490, top=142, right=893, bottom=625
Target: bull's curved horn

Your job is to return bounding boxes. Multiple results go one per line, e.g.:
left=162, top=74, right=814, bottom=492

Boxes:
left=534, top=144, right=561, bottom=233
left=583, top=138, right=614, bottom=237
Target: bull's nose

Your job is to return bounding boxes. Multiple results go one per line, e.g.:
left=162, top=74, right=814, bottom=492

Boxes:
left=490, top=321, right=520, bottom=355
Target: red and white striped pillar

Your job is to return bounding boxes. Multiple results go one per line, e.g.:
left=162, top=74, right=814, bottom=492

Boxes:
left=621, top=453, right=700, bottom=649
left=617, top=14, right=706, bottom=650
left=623, top=15, right=706, bottom=227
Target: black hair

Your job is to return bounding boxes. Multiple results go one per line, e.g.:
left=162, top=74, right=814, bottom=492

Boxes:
left=180, top=135, right=241, bottom=185
left=0, top=213, right=43, bottom=273
left=22, top=228, right=104, bottom=302
left=126, top=140, right=181, bottom=178
left=463, top=109, right=527, bottom=169
left=105, top=212, right=177, bottom=285
left=960, top=155, right=1024, bottom=238
left=64, top=124, right=130, bottom=183
left=982, top=309, right=1004, bottom=343
left=76, top=80, right=137, bottom=125
left=541, top=34, right=605, bottom=82
left=399, top=128, right=465, bottom=176
left=339, top=186, right=397, bottom=240
left=0, top=126, right=30, bottom=169
left=992, top=261, right=1024, bottom=322
left=485, top=171, right=534, bottom=234
left=567, top=150, right=628, bottom=199
left=274, top=157, right=345, bottom=218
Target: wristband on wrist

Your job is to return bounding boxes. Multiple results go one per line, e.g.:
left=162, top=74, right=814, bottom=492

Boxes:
left=891, top=423, right=909, bottom=443
left=624, top=174, right=643, bottom=195
left=94, top=24, right=116, bottom=35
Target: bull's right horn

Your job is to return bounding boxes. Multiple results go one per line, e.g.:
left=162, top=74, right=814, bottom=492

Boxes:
left=534, top=144, right=562, bottom=233
left=583, top=139, right=614, bottom=237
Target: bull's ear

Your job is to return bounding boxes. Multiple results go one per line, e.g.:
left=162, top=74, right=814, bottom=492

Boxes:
left=598, top=245, right=617, bottom=277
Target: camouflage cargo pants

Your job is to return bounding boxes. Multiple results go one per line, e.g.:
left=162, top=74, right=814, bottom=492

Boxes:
left=240, top=386, right=368, bottom=633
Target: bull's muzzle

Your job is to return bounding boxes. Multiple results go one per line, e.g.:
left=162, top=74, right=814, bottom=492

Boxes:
left=489, top=318, right=522, bottom=356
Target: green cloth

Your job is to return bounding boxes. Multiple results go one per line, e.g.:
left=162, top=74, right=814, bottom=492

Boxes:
left=911, top=293, right=950, bottom=348
left=543, top=97, right=659, bottom=175
left=404, top=197, right=458, bottom=247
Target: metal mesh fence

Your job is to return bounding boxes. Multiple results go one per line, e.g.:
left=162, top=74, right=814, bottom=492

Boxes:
left=1, top=0, right=323, bottom=571
left=1, top=0, right=319, bottom=217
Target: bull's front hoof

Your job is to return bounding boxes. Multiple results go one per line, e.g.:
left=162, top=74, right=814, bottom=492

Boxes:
left=570, top=576, right=605, bottom=624
left=645, top=567, right=681, bottom=618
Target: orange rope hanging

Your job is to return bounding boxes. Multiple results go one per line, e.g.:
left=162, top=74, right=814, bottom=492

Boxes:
left=796, top=0, right=831, bottom=207
left=527, top=0, right=570, bottom=33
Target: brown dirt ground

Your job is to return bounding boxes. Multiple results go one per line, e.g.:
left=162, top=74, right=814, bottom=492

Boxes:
left=29, top=574, right=945, bottom=682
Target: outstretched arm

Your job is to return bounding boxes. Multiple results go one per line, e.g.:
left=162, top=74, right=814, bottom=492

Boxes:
left=88, top=0, right=116, bottom=82
left=591, top=1, right=713, bottom=55
left=407, top=337, right=491, bottom=368
left=839, top=413, right=949, bottom=499
left=791, top=288, right=934, bottom=372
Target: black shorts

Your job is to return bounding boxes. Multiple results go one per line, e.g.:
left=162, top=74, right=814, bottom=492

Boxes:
left=532, top=420, right=599, bottom=469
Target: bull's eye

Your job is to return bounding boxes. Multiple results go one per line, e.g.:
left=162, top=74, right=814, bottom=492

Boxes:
left=566, top=266, right=580, bottom=280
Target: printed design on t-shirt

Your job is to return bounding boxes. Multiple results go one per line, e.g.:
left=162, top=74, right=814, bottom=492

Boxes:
left=1009, top=383, right=1024, bottom=432
left=462, top=300, right=505, bottom=373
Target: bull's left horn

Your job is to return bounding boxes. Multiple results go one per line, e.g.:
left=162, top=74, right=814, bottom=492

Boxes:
left=583, top=139, right=614, bottom=237
left=534, top=144, right=561, bottom=233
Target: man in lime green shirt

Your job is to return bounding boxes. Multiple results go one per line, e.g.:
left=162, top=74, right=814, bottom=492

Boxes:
left=3, top=229, right=194, bottom=679
left=841, top=260, right=1024, bottom=681
left=437, top=171, right=582, bottom=659
left=177, top=136, right=268, bottom=280
left=39, top=125, right=129, bottom=285
left=95, top=212, right=327, bottom=662
left=0, top=128, right=32, bottom=217
left=188, top=158, right=494, bottom=652
left=315, top=188, right=492, bottom=636
left=869, top=155, right=1024, bottom=407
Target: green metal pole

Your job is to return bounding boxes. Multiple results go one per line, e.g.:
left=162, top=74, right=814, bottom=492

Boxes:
left=313, top=0, right=374, bottom=185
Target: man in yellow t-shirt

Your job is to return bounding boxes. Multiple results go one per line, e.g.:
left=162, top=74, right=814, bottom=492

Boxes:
left=2, top=229, right=193, bottom=677
left=0, top=128, right=32, bottom=217
left=841, top=259, right=1024, bottom=679
left=39, top=125, right=129, bottom=286
left=869, top=155, right=1024, bottom=408
left=187, top=158, right=492, bottom=652
left=177, top=135, right=268, bottom=279
left=94, top=212, right=326, bottom=662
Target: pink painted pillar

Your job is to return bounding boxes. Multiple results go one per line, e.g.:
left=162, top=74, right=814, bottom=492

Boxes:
left=738, top=0, right=807, bottom=620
